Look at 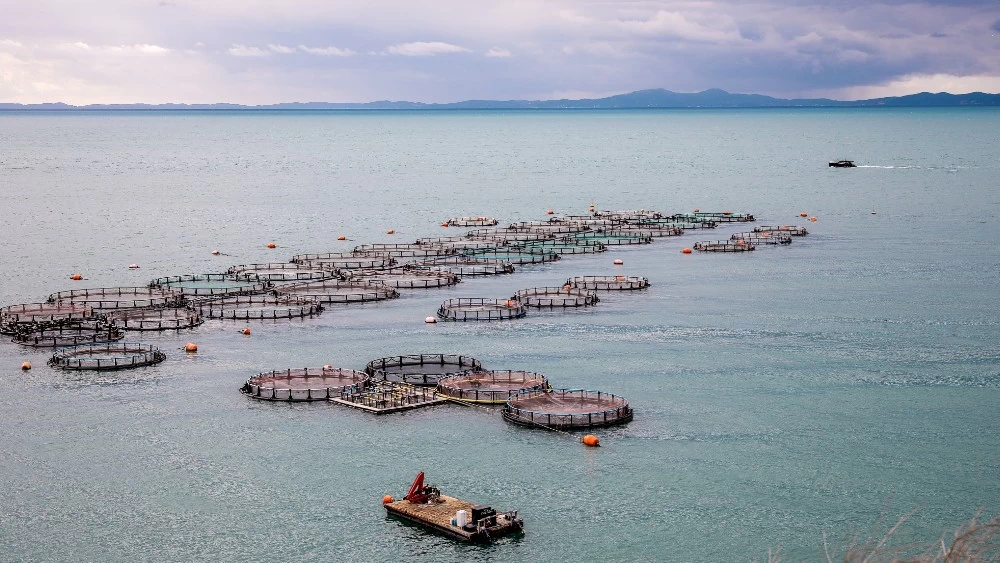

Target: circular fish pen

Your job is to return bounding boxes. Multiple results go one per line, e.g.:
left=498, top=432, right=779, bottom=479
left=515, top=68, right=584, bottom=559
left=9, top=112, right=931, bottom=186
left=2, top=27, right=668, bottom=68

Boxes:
left=753, top=225, right=808, bottom=236
left=567, top=275, right=650, bottom=291
left=108, top=306, right=204, bottom=331
left=48, top=287, right=185, bottom=310
left=694, top=241, right=756, bottom=252
left=12, top=321, right=124, bottom=348
left=594, top=210, right=663, bottom=220
left=418, top=256, right=515, bottom=277
left=514, top=239, right=607, bottom=255
left=507, top=222, right=589, bottom=235
left=1, top=303, right=95, bottom=333
left=514, top=287, right=599, bottom=307
left=227, top=263, right=339, bottom=283
left=353, top=244, right=459, bottom=259
left=447, top=216, right=498, bottom=227
left=569, top=231, right=653, bottom=246
left=461, top=248, right=561, bottom=265
left=550, top=216, right=624, bottom=228
left=436, top=370, right=549, bottom=404
left=692, top=212, right=755, bottom=223
left=275, top=280, right=399, bottom=303
left=437, top=298, right=528, bottom=322
left=48, top=342, right=166, bottom=371
left=365, top=353, right=483, bottom=386
left=293, top=252, right=398, bottom=271
left=639, top=220, right=717, bottom=230
left=613, top=225, right=684, bottom=238
left=502, top=388, right=633, bottom=429
left=150, top=274, right=271, bottom=297
left=416, top=237, right=501, bottom=251
left=242, top=367, right=367, bottom=401
left=349, top=267, right=459, bottom=289
left=194, top=294, right=323, bottom=320
left=731, top=232, right=792, bottom=245
left=464, top=228, right=554, bottom=242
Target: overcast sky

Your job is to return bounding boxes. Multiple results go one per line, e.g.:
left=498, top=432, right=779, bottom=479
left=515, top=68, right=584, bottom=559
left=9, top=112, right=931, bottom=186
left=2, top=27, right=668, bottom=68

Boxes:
left=1, top=0, right=999, bottom=104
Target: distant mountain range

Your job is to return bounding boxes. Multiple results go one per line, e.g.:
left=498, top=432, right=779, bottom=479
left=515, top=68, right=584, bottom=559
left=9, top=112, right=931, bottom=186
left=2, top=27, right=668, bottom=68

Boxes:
left=2, top=88, right=999, bottom=110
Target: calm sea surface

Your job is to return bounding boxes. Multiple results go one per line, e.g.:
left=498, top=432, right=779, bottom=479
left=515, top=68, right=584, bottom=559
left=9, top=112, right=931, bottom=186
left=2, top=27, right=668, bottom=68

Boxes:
left=0, top=109, right=998, bottom=562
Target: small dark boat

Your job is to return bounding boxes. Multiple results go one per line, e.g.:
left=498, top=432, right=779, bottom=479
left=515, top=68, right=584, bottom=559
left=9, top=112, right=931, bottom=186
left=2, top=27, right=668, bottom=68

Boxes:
left=829, top=160, right=856, bottom=168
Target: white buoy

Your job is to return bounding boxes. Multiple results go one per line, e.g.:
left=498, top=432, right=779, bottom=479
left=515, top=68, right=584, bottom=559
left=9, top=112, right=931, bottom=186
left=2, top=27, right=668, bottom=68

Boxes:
left=456, top=510, right=468, bottom=527
left=211, top=250, right=221, bottom=255
left=128, top=263, right=139, bottom=269
left=424, top=316, right=438, bottom=324
left=613, top=259, right=624, bottom=265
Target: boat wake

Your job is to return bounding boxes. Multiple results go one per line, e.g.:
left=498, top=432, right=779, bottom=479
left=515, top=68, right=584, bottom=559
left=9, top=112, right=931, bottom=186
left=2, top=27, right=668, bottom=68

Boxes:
left=856, top=165, right=918, bottom=169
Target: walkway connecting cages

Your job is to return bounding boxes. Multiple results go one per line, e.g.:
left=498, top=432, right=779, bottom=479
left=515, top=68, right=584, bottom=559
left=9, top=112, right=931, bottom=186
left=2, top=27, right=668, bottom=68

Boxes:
left=274, top=280, right=399, bottom=303
left=365, top=354, right=483, bottom=386
left=48, top=342, right=166, bottom=371
left=514, top=287, right=599, bottom=308
left=149, top=274, right=271, bottom=297
left=227, top=263, right=339, bottom=283
left=502, top=388, right=634, bottom=429
left=108, top=307, right=204, bottom=331
left=48, top=287, right=185, bottom=309
left=242, top=367, right=367, bottom=401
left=194, top=294, right=323, bottom=320
left=437, top=298, right=528, bottom=322
left=436, top=370, right=549, bottom=404
left=567, top=276, right=650, bottom=291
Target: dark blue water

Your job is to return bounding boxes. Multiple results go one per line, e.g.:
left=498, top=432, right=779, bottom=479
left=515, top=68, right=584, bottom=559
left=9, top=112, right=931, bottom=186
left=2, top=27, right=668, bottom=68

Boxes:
left=0, top=109, right=997, bottom=561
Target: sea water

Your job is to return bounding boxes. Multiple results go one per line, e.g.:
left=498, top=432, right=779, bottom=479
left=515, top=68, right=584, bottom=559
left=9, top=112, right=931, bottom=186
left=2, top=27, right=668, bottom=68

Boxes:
left=0, top=109, right=998, bottom=561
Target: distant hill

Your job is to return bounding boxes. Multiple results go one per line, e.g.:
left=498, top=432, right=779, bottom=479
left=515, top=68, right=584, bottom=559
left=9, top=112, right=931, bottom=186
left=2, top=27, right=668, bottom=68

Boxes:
left=2, top=88, right=999, bottom=110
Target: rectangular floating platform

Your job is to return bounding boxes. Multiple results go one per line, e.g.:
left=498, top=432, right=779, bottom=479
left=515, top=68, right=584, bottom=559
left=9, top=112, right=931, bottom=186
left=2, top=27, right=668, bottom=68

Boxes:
left=384, top=495, right=523, bottom=542
left=331, top=381, right=448, bottom=414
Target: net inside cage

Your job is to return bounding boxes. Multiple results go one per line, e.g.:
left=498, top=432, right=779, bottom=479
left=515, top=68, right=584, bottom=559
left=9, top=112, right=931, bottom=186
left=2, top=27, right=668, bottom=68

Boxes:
left=437, top=298, right=528, bottom=322
left=49, top=342, right=166, bottom=371
left=149, top=274, right=271, bottom=297
left=275, top=280, right=399, bottom=303
left=514, top=287, right=600, bottom=307
left=108, top=306, right=204, bottom=331
left=1, top=303, right=96, bottom=333
left=417, top=256, right=515, bottom=276
left=12, top=320, right=124, bottom=348
left=194, top=294, right=323, bottom=320
left=461, top=248, right=561, bottom=265
left=567, top=276, right=650, bottom=291
left=507, top=222, right=590, bottom=235
left=48, top=287, right=185, bottom=309
left=567, top=231, right=653, bottom=245
left=243, top=367, right=367, bottom=401
left=365, top=354, right=483, bottom=386
left=348, top=267, right=459, bottom=288
left=502, top=388, right=633, bottom=429
left=353, top=244, right=459, bottom=258
left=436, top=370, right=549, bottom=403
left=513, top=239, right=607, bottom=254
left=227, top=263, right=340, bottom=282
left=464, top=229, right=555, bottom=242
left=292, top=252, right=398, bottom=270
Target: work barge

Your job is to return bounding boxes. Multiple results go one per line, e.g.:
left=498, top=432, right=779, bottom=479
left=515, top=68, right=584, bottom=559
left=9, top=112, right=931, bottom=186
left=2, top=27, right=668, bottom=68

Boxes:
left=384, top=472, right=524, bottom=542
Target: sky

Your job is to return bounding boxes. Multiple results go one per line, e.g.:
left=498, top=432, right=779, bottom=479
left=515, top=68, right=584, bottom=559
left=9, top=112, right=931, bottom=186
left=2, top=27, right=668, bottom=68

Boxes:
left=1, top=0, right=999, bottom=104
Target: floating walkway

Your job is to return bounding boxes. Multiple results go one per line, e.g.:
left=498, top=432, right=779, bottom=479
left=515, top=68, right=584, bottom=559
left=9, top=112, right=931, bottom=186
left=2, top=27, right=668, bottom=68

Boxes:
left=333, top=380, right=447, bottom=414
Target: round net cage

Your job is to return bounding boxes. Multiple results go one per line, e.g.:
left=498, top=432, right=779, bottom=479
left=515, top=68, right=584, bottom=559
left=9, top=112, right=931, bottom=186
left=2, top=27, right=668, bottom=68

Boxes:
left=461, top=247, right=561, bottom=265
left=567, top=275, right=650, bottom=291
left=108, top=306, right=204, bottom=331
left=513, top=239, right=607, bottom=255
left=242, top=367, right=367, bottom=401
left=417, top=256, right=515, bottom=277
left=1, top=302, right=96, bottom=334
left=365, top=353, right=483, bottom=386
left=49, top=342, right=166, bottom=371
left=150, top=274, right=271, bottom=297
left=416, top=237, right=501, bottom=251
left=550, top=216, right=624, bottom=228
left=11, top=320, right=124, bottom=348
left=507, top=221, right=590, bottom=235
left=568, top=231, right=653, bottom=245
left=348, top=266, right=459, bottom=289
left=612, top=225, right=684, bottom=238
left=194, top=294, right=323, bottom=320
left=353, top=244, right=459, bottom=259
left=514, top=287, right=600, bottom=308
left=227, top=263, right=340, bottom=282
left=637, top=219, right=717, bottom=230
left=436, top=370, right=550, bottom=404
left=503, top=388, right=634, bottom=429
left=594, top=209, right=663, bottom=220
left=274, top=279, right=399, bottom=303
left=753, top=225, right=809, bottom=236
left=691, top=211, right=755, bottom=222
left=464, top=228, right=555, bottom=242
left=447, top=216, right=499, bottom=227
left=437, top=297, right=528, bottom=322
left=48, top=287, right=185, bottom=310
left=293, top=252, right=398, bottom=271
left=730, top=232, right=792, bottom=245
left=693, top=241, right=756, bottom=252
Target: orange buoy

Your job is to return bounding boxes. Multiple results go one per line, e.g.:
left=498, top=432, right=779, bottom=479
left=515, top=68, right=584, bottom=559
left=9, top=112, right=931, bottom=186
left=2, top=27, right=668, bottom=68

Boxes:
left=682, top=248, right=692, bottom=254
left=615, top=275, right=626, bottom=281
left=440, top=222, right=449, bottom=227
left=424, top=316, right=437, bottom=324
left=337, top=235, right=346, bottom=241
left=20, top=361, right=31, bottom=371
left=184, top=342, right=198, bottom=353
left=241, top=328, right=251, bottom=335
left=736, top=240, right=746, bottom=246
left=722, top=211, right=732, bottom=215
left=800, top=212, right=808, bottom=217
left=546, top=210, right=554, bottom=215
left=504, top=300, right=517, bottom=308
left=387, top=229, right=395, bottom=235
left=582, top=435, right=600, bottom=447
left=211, top=250, right=221, bottom=255
left=128, top=263, right=140, bottom=269
left=267, top=242, right=276, bottom=249
left=562, top=284, right=572, bottom=292
left=70, top=274, right=83, bottom=281
left=613, top=259, right=624, bottom=265
left=809, top=216, right=818, bottom=222
left=760, top=232, right=770, bottom=238
left=382, top=495, right=394, bottom=504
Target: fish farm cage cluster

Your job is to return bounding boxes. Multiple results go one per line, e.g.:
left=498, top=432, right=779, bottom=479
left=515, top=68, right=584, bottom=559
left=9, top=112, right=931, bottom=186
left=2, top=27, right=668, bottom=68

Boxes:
left=241, top=352, right=634, bottom=430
